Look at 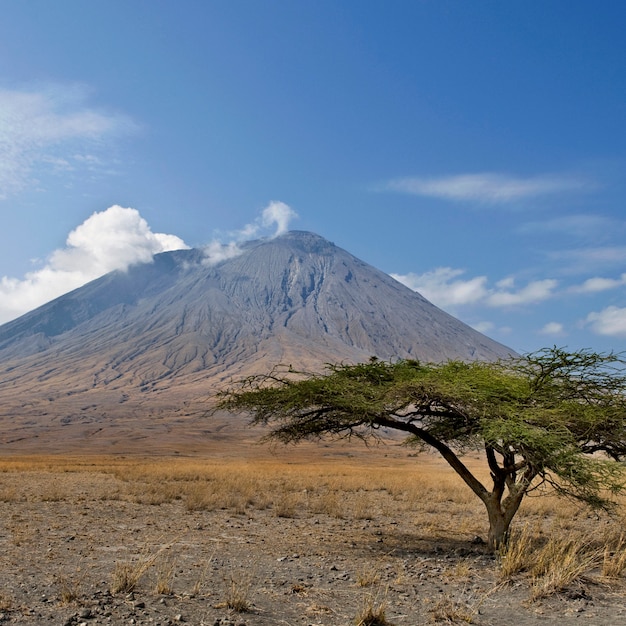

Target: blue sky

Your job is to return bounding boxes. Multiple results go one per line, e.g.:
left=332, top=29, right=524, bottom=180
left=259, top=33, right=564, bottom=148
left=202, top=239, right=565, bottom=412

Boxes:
left=1, top=1, right=625, bottom=354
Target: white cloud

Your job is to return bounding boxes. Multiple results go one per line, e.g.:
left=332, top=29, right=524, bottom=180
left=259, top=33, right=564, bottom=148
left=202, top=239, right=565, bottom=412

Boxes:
left=202, top=240, right=244, bottom=266
left=0, top=201, right=299, bottom=322
left=260, top=201, right=298, bottom=236
left=495, top=276, right=515, bottom=289
left=486, top=279, right=558, bottom=307
left=585, top=306, right=626, bottom=337
left=202, top=201, right=298, bottom=266
left=392, top=268, right=557, bottom=310
left=0, top=206, right=188, bottom=324
left=539, top=322, right=565, bottom=336
left=471, top=321, right=494, bottom=334
left=383, top=172, right=587, bottom=204
left=230, top=200, right=298, bottom=241
left=0, top=84, right=135, bottom=199
left=469, top=320, right=513, bottom=337
left=391, top=268, right=488, bottom=308
left=570, top=273, right=626, bottom=294
left=520, top=214, right=619, bottom=238
left=549, top=246, right=626, bottom=273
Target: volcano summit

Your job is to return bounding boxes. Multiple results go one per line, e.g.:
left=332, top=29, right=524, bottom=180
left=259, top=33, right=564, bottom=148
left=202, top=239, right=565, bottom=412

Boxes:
left=0, top=231, right=514, bottom=451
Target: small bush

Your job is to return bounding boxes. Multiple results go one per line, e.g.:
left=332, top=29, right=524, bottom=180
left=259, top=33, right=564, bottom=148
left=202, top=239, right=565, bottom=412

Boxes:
left=223, top=572, right=252, bottom=612
left=0, top=592, right=13, bottom=611
left=355, top=591, right=392, bottom=626
left=529, top=537, right=601, bottom=601
left=111, top=561, right=146, bottom=594
left=154, top=557, right=176, bottom=595
left=602, top=533, right=626, bottom=579
left=356, top=565, right=381, bottom=588
left=110, top=543, right=170, bottom=594
left=55, top=574, right=81, bottom=604
left=498, top=523, right=537, bottom=580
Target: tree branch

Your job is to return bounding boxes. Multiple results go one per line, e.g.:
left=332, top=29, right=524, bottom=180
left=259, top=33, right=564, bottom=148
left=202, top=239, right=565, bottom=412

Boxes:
left=375, top=415, right=489, bottom=502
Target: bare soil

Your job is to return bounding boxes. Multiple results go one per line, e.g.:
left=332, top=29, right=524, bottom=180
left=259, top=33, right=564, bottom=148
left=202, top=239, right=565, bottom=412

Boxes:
left=0, top=442, right=625, bottom=626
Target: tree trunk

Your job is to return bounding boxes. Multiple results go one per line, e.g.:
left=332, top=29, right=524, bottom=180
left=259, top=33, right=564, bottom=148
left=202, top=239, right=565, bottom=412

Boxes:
left=486, top=503, right=511, bottom=551
left=484, top=487, right=528, bottom=551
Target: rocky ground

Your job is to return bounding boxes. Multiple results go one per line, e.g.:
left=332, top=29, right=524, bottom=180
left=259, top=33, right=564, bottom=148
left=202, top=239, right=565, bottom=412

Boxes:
left=0, top=451, right=625, bottom=626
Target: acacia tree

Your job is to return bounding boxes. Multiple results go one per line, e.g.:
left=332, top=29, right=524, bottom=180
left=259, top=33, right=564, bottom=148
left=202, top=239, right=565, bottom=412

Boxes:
left=217, top=348, right=626, bottom=550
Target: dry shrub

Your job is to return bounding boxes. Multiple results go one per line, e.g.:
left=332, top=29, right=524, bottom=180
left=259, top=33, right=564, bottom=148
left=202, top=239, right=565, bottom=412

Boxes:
left=602, top=533, right=626, bottom=579
left=355, top=591, right=391, bottom=626
left=2, top=451, right=626, bottom=610
left=111, top=560, right=150, bottom=594
left=519, top=490, right=590, bottom=534
left=184, top=483, right=217, bottom=512
left=55, top=574, right=81, bottom=604
left=352, top=490, right=376, bottom=520
left=428, top=596, right=471, bottom=624
left=499, top=522, right=603, bottom=600
left=9, top=521, right=33, bottom=547
left=40, top=486, right=67, bottom=502
left=0, top=486, right=20, bottom=503
left=529, top=536, right=601, bottom=601
left=0, top=592, right=12, bottom=611
left=0, top=452, right=488, bottom=526
left=154, top=556, right=176, bottom=595
left=498, top=523, right=538, bottom=580
left=273, top=491, right=301, bottom=518
left=309, top=491, right=345, bottom=519
left=128, top=481, right=182, bottom=505
left=427, top=587, right=487, bottom=624
left=290, top=583, right=308, bottom=596
left=221, top=572, right=253, bottom=612
left=110, top=542, right=173, bottom=594
left=356, top=564, right=381, bottom=588
left=441, top=560, right=473, bottom=583
left=225, top=493, right=248, bottom=515
left=191, top=550, right=215, bottom=596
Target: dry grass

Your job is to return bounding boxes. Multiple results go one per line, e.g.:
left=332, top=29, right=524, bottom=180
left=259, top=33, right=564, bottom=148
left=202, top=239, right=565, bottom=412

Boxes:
left=498, top=521, right=622, bottom=601
left=428, top=592, right=480, bottom=624
left=111, top=560, right=151, bottom=595
left=221, top=571, right=253, bottom=612
left=528, top=536, right=602, bottom=601
left=55, top=573, right=81, bottom=604
left=354, top=590, right=391, bottom=626
left=0, top=453, right=490, bottom=532
left=441, top=560, right=474, bottom=584
left=602, top=532, right=626, bottom=579
left=188, top=549, right=215, bottom=597
left=110, top=542, right=174, bottom=594
left=0, top=453, right=623, bottom=531
left=1, top=451, right=625, bottom=613
left=272, top=491, right=301, bottom=518
left=0, top=592, right=13, bottom=611
left=356, top=564, right=381, bottom=588
left=498, top=523, right=537, bottom=580
left=0, top=485, right=19, bottom=503
left=1, top=446, right=626, bottom=626
left=154, top=556, right=176, bottom=595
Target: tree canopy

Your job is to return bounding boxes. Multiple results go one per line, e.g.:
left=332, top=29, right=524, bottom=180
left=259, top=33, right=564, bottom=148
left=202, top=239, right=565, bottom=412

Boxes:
left=217, top=347, right=626, bottom=550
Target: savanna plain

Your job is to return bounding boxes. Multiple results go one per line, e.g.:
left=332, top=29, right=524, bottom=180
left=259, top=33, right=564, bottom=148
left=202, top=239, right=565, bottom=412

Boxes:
left=1, top=439, right=626, bottom=626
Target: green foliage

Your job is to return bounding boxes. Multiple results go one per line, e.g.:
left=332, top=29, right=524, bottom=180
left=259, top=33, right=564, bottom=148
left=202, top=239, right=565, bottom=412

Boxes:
left=218, top=348, right=626, bottom=549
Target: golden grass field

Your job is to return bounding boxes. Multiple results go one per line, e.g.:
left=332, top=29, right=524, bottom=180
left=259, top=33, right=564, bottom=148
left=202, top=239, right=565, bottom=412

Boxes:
left=1, top=443, right=626, bottom=625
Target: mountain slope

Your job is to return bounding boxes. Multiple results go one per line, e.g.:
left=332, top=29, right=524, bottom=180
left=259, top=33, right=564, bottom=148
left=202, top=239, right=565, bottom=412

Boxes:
left=0, top=231, right=515, bottom=446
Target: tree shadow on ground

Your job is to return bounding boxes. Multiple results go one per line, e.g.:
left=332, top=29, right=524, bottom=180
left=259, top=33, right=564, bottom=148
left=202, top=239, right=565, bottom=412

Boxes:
left=363, top=530, right=495, bottom=562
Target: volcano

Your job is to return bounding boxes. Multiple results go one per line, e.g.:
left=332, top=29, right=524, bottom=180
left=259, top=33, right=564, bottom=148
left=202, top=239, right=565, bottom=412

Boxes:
left=0, top=231, right=515, bottom=452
